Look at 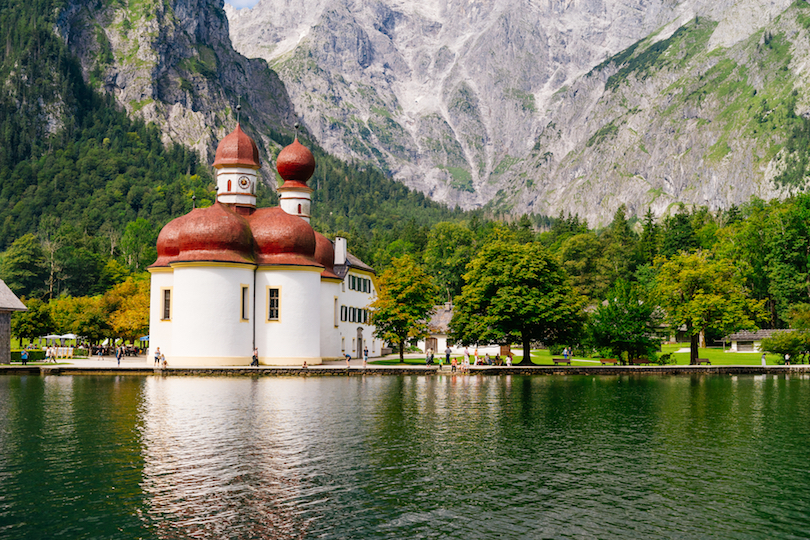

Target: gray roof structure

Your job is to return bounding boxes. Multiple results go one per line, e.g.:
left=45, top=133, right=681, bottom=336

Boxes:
left=333, top=252, right=375, bottom=279
left=723, top=329, right=789, bottom=341
left=0, top=280, right=26, bottom=312
left=427, top=303, right=453, bottom=334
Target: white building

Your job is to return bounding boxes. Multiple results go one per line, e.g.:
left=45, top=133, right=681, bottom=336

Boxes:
left=147, top=125, right=381, bottom=366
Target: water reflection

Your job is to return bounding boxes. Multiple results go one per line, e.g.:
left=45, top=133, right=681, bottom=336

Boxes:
left=2, top=374, right=810, bottom=539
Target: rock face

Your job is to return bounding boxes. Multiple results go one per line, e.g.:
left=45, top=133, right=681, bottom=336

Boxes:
left=226, top=0, right=797, bottom=223
left=58, top=0, right=298, bottom=181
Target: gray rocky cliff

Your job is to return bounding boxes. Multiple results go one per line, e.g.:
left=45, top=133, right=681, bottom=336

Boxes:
left=226, top=0, right=798, bottom=222
left=58, top=0, right=299, bottom=183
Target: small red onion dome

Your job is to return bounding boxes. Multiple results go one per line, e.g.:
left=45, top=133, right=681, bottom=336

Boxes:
left=314, top=232, right=340, bottom=279
left=276, top=138, right=315, bottom=189
left=248, top=207, right=322, bottom=267
left=212, top=124, right=260, bottom=169
left=173, top=203, right=256, bottom=264
left=150, top=214, right=188, bottom=268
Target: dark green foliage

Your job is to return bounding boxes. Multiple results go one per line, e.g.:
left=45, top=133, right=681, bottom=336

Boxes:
left=0, top=234, right=47, bottom=298
left=587, top=280, right=662, bottom=364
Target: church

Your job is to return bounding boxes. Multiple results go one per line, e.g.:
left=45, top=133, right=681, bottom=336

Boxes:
left=147, top=125, right=381, bottom=366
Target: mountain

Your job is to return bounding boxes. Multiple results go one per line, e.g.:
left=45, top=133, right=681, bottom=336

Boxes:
left=226, top=0, right=801, bottom=224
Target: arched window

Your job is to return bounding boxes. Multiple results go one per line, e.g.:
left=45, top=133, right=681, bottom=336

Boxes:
left=227, top=179, right=232, bottom=191
left=298, top=203, right=302, bottom=214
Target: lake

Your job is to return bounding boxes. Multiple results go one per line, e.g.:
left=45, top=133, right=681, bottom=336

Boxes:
left=1, top=373, right=809, bottom=539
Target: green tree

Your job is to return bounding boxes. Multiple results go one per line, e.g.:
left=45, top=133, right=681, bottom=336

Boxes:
left=654, top=251, right=766, bottom=364
left=120, top=218, right=158, bottom=271
left=760, top=331, right=809, bottom=364
left=450, top=240, right=585, bottom=365
left=0, top=234, right=47, bottom=298
left=423, top=221, right=475, bottom=299
left=587, top=280, right=662, bottom=364
left=638, top=208, right=660, bottom=265
left=10, top=298, right=54, bottom=344
left=660, top=205, right=697, bottom=258
left=370, top=254, right=439, bottom=361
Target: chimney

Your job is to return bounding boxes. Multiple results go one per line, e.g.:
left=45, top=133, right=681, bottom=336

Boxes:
left=334, top=237, right=347, bottom=265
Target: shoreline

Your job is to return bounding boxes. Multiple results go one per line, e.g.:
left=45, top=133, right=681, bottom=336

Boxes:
left=2, top=364, right=809, bottom=377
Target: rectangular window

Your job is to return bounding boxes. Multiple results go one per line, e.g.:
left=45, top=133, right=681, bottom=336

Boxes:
left=341, top=305, right=346, bottom=322
left=341, top=337, right=345, bottom=352
left=352, top=338, right=356, bottom=351
left=161, top=288, right=172, bottom=320
left=334, top=297, right=339, bottom=327
left=350, top=307, right=355, bottom=323
left=350, top=275, right=356, bottom=290
left=241, top=285, right=250, bottom=321
left=267, top=287, right=280, bottom=321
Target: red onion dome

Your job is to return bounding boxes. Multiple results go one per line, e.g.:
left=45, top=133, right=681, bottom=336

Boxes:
left=173, top=203, right=256, bottom=264
left=150, top=214, right=189, bottom=268
left=314, top=232, right=340, bottom=279
left=248, top=207, right=322, bottom=267
left=276, top=138, right=315, bottom=189
left=212, top=124, right=260, bottom=169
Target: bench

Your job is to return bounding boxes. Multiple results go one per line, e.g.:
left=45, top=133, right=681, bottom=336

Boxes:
left=551, top=358, right=571, bottom=365
left=629, top=358, right=651, bottom=365
left=696, top=358, right=711, bottom=365
left=600, top=358, right=618, bottom=365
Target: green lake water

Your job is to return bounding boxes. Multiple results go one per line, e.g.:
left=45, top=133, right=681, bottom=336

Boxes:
left=1, top=373, right=809, bottom=539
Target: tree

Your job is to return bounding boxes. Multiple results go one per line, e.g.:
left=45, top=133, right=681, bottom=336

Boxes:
left=654, top=251, right=766, bottom=364
left=760, top=331, right=809, bottom=364
left=588, top=280, right=662, bottom=364
left=0, top=234, right=47, bottom=298
left=104, top=275, right=150, bottom=344
left=423, top=221, right=475, bottom=299
left=10, top=298, right=54, bottom=345
left=450, top=240, right=585, bottom=365
left=370, top=254, right=439, bottom=361
left=120, top=218, right=157, bottom=271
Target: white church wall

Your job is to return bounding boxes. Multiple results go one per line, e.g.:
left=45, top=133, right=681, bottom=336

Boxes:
left=148, top=270, right=174, bottom=362
left=336, top=269, right=379, bottom=358
left=170, top=264, right=255, bottom=365
left=216, top=166, right=257, bottom=207
left=319, top=279, right=342, bottom=360
left=255, top=267, right=322, bottom=365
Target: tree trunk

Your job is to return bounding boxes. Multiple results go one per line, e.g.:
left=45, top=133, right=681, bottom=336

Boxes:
left=690, top=332, right=699, bottom=365
left=399, top=336, right=405, bottom=362
left=518, top=330, right=533, bottom=365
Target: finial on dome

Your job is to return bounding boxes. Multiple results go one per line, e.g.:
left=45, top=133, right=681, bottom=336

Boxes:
left=294, top=122, right=300, bottom=140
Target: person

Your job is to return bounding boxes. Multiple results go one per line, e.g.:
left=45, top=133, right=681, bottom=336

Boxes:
left=463, top=348, right=470, bottom=366
left=785, top=353, right=790, bottom=366
left=115, top=345, right=121, bottom=366
left=761, top=352, right=767, bottom=367
left=506, top=355, right=512, bottom=367
left=160, top=353, right=167, bottom=369
left=251, top=347, right=259, bottom=367
left=97, top=346, right=103, bottom=360
left=451, top=357, right=458, bottom=372
left=20, top=349, right=28, bottom=365
left=346, top=353, right=351, bottom=368
left=563, top=347, right=569, bottom=361
left=154, top=347, right=161, bottom=366
left=495, top=354, right=501, bottom=366
left=302, top=360, right=308, bottom=369
left=426, top=348, right=433, bottom=365
left=445, top=346, right=452, bottom=365
left=474, top=348, right=479, bottom=364
left=363, top=346, right=368, bottom=369
left=485, top=353, right=491, bottom=365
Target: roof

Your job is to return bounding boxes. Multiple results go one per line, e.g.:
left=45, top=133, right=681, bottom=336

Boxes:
left=723, top=329, right=790, bottom=341
left=212, top=124, right=261, bottom=169
left=0, top=280, right=27, bottom=312
left=427, top=303, right=453, bottom=334
left=333, top=252, right=375, bottom=279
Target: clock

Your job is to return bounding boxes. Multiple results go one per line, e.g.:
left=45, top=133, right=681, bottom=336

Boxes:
left=238, top=176, right=250, bottom=189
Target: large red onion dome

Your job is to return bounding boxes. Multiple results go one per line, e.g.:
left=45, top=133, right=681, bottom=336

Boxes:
left=212, top=124, right=260, bottom=169
left=150, top=214, right=188, bottom=268
left=314, top=232, right=340, bottom=279
left=173, top=203, right=255, bottom=264
left=276, top=138, right=315, bottom=189
left=248, top=207, right=321, bottom=267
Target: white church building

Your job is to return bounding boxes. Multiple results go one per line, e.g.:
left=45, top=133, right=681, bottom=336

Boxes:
left=147, top=125, right=381, bottom=366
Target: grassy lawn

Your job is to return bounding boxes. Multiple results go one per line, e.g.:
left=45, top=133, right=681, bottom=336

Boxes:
left=371, top=344, right=794, bottom=366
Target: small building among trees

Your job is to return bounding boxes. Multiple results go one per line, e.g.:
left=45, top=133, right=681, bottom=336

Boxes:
left=0, top=280, right=27, bottom=364
left=723, top=329, right=789, bottom=352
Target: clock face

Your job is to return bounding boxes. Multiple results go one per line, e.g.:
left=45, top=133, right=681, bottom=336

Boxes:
left=238, top=176, right=250, bottom=189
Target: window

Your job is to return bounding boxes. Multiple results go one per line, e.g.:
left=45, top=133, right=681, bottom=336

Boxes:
left=350, top=307, right=355, bottom=323
left=341, top=305, right=347, bottom=322
left=298, top=203, right=302, bottom=214
left=227, top=179, right=232, bottom=191
left=352, top=338, right=356, bottom=351
left=341, top=337, right=345, bottom=352
left=267, top=287, right=280, bottom=321
left=241, top=285, right=250, bottom=321
left=350, top=275, right=355, bottom=290
left=334, top=297, right=339, bottom=327
left=161, top=288, right=172, bottom=320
